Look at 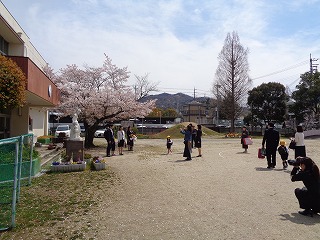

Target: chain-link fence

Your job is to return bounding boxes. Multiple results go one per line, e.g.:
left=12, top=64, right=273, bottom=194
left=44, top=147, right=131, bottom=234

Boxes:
left=0, top=134, right=35, bottom=231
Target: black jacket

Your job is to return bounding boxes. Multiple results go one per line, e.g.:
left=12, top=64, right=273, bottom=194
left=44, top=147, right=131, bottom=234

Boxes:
left=104, top=128, right=114, bottom=142
left=291, top=167, right=320, bottom=196
left=262, top=128, right=280, bottom=152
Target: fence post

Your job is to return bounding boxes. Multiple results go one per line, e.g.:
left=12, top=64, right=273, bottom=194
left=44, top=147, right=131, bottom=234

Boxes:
left=27, top=134, right=34, bottom=186
left=11, top=141, right=19, bottom=228
left=16, top=136, right=23, bottom=202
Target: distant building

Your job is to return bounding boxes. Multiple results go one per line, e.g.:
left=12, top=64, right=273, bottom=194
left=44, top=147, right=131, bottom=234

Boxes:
left=182, top=100, right=207, bottom=124
left=0, top=2, right=60, bottom=139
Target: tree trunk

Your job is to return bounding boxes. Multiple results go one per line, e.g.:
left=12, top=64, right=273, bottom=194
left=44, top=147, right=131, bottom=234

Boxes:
left=84, top=125, right=97, bottom=148
left=231, top=53, right=235, bottom=133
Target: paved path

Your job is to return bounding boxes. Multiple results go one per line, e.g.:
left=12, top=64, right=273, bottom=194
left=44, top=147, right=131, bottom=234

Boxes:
left=91, top=137, right=320, bottom=240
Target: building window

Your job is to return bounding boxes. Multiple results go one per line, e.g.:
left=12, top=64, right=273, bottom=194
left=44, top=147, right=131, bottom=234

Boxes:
left=0, top=35, right=9, bottom=55
left=0, top=114, right=10, bottom=139
left=29, top=116, right=33, bottom=131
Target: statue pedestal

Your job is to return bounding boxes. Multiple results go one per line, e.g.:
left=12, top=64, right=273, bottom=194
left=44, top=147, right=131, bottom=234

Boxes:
left=65, top=140, right=84, bottom=161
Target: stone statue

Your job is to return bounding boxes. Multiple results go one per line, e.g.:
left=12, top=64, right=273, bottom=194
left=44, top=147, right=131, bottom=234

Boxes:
left=70, top=113, right=82, bottom=140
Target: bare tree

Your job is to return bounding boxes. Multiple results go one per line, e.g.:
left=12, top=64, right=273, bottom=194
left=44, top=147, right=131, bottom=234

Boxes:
left=134, top=73, right=159, bottom=100
left=213, top=31, right=252, bottom=131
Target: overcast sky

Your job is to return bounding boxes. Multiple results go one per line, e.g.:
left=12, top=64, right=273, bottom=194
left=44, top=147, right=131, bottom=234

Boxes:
left=2, top=0, right=320, bottom=97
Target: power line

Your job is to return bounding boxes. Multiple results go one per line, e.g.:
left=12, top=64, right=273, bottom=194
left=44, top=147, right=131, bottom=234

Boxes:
left=251, top=60, right=308, bottom=80
left=155, top=87, right=212, bottom=94
left=287, top=78, right=300, bottom=88
left=153, top=59, right=311, bottom=96
left=156, top=86, right=210, bottom=92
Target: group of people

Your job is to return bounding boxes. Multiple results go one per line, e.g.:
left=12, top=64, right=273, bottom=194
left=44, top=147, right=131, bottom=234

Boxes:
left=179, top=123, right=202, bottom=160
left=261, top=123, right=306, bottom=169
left=242, top=123, right=319, bottom=217
left=104, top=124, right=135, bottom=157
left=104, top=122, right=319, bottom=217
left=103, top=123, right=203, bottom=160
left=241, top=123, right=307, bottom=169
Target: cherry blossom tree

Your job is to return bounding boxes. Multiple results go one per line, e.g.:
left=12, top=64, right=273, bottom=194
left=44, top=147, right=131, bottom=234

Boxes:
left=53, top=55, right=155, bottom=148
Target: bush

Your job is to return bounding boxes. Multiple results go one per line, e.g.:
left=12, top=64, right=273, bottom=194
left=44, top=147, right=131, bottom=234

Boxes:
left=0, top=55, right=27, bottom=110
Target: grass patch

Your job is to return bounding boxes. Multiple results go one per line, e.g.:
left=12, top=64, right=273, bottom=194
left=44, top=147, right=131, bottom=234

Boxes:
left=149, top=122, right=223, bottom=139
left=0, top=167, right=116, bottom=239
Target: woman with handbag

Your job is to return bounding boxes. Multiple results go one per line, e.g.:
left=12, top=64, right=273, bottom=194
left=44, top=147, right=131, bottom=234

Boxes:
left=241, top=126, right=249, bottom=153
left=294, top=125, right=306, bottom=159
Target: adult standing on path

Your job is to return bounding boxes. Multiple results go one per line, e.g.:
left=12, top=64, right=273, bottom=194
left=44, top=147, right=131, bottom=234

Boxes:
left=117, top=126, right=126, bottom=155
left=126, top=126, right=134, bottom=151
left=262, top=122, right=280, bottom=168
left=294, top=125, right=306, bottom=159
left=180, top=124, right=192, bottom=160
left=195, top=124, right=202, bottom=157
left=241, top=126, right=249, bottom=153
left=104, top=124, right=115, bottom=157
left=191, top=125, right=197, bottom=148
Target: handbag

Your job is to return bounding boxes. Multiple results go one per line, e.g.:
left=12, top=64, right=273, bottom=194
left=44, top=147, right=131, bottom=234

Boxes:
left=289, top=140, right=296, bottom=149
left=258, top=148, right=266, bottom=159
left=243, top=137, right=253, bottom=145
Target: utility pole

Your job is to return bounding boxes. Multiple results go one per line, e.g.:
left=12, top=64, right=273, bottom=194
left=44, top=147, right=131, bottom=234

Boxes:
left=193, top=87, right=196, bottom=99
left=310, top=54, right=319, bottom=127
left=310, top=53, right=319, bottom=74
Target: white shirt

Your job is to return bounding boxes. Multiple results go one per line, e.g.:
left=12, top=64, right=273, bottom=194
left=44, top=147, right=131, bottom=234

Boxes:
left=294, top=132, right=305, bottom=146
left=117, top=130, right=126, bottom=141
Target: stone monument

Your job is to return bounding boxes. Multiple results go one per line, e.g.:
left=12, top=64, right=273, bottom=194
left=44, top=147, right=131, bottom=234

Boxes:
left=66, top=113, right=84, bottom=162
left=70, top=113, right=82, bottom=141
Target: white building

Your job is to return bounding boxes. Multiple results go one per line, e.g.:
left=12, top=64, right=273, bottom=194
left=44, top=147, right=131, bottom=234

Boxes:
left=0, top=2, right=60, bottom=139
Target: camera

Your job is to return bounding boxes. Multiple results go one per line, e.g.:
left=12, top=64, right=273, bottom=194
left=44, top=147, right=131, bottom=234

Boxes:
left=288, top=159, right=302, bottom=166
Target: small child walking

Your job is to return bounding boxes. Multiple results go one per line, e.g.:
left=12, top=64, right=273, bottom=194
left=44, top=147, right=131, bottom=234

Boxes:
left=166, top=136, right=173, bottom=154
left=277, top=140, right=289, bottom=169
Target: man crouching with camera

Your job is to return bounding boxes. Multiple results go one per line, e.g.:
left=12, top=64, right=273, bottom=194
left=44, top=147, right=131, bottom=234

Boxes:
left=289, top=157, right=320, bottom=217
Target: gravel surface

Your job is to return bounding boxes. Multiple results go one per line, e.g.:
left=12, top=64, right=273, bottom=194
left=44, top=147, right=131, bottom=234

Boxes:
left=2, top=137, right=320, bottom=240
left=89, top=137, right=320, bottom=240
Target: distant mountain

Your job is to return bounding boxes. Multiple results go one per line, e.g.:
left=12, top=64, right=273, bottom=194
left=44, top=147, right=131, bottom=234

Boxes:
left=141, top=92, right=212, bottom=111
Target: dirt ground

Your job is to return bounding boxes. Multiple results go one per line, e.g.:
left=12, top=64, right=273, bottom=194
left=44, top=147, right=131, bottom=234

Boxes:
left=3, top=137, right=320, bottom=239
left=86, top=137, right=320, bottom=240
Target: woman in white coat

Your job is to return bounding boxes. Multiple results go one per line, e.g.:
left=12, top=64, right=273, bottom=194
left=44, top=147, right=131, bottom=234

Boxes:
left=117, top=126, right=126, bottom=155
left=294, top=125, right=306, bottom=159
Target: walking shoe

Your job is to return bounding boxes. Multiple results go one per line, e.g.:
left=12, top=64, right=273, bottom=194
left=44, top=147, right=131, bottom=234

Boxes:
left=298, top=209, right=313, bottom=217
